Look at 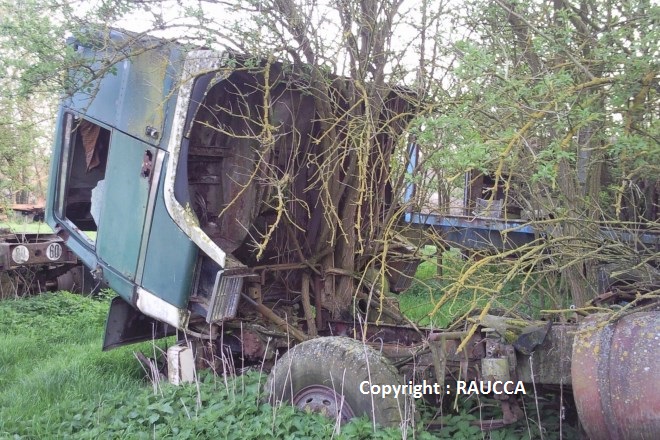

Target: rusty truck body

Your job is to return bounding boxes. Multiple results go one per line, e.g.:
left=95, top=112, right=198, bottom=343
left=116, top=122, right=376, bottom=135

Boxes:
left=45, top=29, right=659, bottom=438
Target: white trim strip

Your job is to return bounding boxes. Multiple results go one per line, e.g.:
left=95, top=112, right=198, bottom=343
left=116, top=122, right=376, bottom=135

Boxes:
left=136, top=287, right=190, bottom=329
left=163, top=50, right=230, bottom=269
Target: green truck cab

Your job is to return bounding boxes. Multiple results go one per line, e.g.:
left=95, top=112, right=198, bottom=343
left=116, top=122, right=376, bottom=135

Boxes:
left=47, top=29, right=418, bottom=350
left=47, top=31, right=225, bottom=346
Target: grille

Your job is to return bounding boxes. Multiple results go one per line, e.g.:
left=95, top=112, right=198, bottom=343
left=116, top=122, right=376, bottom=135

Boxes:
left=206, top=273, right=243, bottom=323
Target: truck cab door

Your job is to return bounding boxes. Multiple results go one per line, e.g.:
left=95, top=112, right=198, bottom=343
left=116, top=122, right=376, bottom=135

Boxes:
left=95, top=130, right=155, bottom=282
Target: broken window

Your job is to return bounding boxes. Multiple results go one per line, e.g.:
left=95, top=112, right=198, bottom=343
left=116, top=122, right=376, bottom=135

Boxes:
left=59, top=114, right=110, bottom=241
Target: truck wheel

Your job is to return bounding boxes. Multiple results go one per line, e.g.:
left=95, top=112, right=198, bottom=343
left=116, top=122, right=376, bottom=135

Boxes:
left=265, top=336, right=404, bottom=427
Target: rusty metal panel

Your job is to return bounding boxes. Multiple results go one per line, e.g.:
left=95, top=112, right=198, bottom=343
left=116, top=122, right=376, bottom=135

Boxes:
left=573, top=312, right=660, bottom=440
left=0, top=235, right=77, bottom=270
left=387, top=256, right=421, bottom=293
left=516, top=324, right=574, bottom=385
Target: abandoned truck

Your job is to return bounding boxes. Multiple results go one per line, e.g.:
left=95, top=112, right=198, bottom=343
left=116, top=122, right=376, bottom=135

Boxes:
left=45, top=29, right=659, bottom=438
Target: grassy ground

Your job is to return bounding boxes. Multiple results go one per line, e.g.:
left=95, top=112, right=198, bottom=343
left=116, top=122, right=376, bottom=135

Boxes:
left=0, top=292, right=145, bottom=438
left=0, top=220, right=53, bottom=234
left=0, top=292, right=570, bottom=438
left=398, top=248, right=562, bottom=328
left=0, top=293, right=415, bottom=439
left=1, top=220, right=97, bottom=240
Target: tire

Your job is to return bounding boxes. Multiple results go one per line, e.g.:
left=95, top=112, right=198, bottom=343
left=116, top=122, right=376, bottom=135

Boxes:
left=265, top=336, right=404, bottom=427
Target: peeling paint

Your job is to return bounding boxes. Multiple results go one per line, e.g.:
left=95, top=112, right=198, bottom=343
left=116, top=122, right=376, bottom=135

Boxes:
left=573, top=312, right=660, bottom=440
left=163, top=51, right=231, bottom=270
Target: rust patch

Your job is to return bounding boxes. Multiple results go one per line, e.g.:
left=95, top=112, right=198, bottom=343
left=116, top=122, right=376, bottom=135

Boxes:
left=572, top=312, right=660, bottom=440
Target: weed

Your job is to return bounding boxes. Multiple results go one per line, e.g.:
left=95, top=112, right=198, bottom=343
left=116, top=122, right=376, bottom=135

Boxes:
left=0, top=291, right=571, bottom=439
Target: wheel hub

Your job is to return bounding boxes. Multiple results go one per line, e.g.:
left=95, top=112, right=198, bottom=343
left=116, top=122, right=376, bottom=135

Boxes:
left=292, top=385, right=356, bottom=423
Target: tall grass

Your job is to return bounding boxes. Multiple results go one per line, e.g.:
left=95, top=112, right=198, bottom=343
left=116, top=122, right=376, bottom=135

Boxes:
left=0, top=292, right=570, bottom=439
left=0, top=293, right=409, bottom=439
left=0, top=292, right=146, bottom=437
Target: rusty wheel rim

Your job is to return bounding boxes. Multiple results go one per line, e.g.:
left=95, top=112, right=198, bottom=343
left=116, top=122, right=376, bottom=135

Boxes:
left=292, top=385, right=356, bottom=423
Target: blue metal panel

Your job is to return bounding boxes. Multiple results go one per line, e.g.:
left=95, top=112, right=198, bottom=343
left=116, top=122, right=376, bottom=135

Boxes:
left=46, top=110, right=100, bottom=270
left=405, top=212, right=536, bottom=234
left=404, top=212, right=539, bottom=251
left=600, top=228, right=659, bottom=249
left=404, top=142, right=417, bottom=204
left=66, top=31, right=182, bottom=145
left=95, top=131, right=154, bottom=280
left=404, top=212, right=660, bottom=252
left=45, top=109, right=65, bottom=227
left=140, top=162, right=197, bottom=309
left=98, top=263, right=135, bottom=301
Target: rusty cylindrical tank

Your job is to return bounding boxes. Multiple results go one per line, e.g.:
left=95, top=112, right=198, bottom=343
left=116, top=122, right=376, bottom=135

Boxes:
left=572, top=311, right=660, bottom=439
